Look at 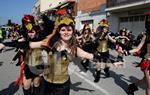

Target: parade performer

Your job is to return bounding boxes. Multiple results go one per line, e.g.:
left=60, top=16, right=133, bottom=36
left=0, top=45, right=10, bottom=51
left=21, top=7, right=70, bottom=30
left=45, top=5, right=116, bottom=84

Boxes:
left=125, top=12, right=150, bottom=95
left=17, top=16, right=122, bottom=95
left=80, top=23, right=96, bottom=72
left=92, top=19, right=114, bottom=82
left=0, top=15, right=45, bottom=95
left=115, top=28, right=130, bottom=62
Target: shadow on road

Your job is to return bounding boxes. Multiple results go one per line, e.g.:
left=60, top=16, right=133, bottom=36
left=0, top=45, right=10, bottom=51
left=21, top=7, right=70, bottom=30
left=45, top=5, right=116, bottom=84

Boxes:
left=3, top=48, right=15, bottom=52
left=70, top=82, right=95, bottom=92
left=0, top=81, right=19, bottom=95
left=122, top=76, right=146, bottom=90
left=0, top=61, right=3, bottom=66
left=109, top=70, right=129, bottom=94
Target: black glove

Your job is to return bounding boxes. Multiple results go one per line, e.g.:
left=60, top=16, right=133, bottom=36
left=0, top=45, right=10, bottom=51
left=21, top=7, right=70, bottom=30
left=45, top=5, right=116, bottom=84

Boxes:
left=3, top=41, right=29, bottom=49
left=124, top=50, right=130, bottom=56
left=93, top=53, right=101, bottom=62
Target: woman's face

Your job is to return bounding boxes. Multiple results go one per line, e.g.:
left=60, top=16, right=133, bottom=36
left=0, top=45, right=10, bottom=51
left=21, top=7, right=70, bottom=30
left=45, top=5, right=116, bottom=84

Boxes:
left=121, top=31, right=125, bottom=36
left=59, top=26, right=73, bottom=42
left=28, top=29, right=36, bottom=39
left=103, top=27, right=108, bottom=33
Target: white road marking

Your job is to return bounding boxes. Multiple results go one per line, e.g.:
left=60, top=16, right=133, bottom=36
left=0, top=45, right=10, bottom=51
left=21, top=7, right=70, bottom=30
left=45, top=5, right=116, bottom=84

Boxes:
left=69, top=68, right=111, bottom=95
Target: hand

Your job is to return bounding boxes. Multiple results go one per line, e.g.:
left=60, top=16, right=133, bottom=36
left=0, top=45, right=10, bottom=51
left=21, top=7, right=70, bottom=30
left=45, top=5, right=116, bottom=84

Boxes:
left=93, top=53, right=101, bottom=62
left=123, top=50, right=130, bottom=56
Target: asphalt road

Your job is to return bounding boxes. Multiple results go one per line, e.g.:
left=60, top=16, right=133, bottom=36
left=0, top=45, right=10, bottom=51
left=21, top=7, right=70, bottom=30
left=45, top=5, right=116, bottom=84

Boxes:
left=0, top=48, right=145, bottom=95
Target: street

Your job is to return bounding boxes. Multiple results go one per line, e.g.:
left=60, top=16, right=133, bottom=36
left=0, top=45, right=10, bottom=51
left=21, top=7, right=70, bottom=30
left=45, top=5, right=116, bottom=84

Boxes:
left=0, top=48, right=145, bottom=95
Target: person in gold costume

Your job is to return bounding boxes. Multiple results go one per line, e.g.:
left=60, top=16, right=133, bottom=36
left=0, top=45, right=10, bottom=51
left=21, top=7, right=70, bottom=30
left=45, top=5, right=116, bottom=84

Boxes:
left=0, top=15, right=45, bottom=95
left=79, top=23, right=96, bottom=72
left=93, top=19, right=113, bottom=82
left=14, top=16, right=122, bottom=95
left=115, top=28, right=130, bottom=62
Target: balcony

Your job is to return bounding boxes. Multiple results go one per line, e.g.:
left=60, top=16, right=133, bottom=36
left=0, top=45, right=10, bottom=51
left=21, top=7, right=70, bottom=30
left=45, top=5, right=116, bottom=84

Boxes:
left=107, top=0, right=146, bottom=8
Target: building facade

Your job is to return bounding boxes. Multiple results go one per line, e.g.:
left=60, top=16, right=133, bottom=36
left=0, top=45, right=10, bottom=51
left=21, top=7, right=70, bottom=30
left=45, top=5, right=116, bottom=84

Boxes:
left=32, top=0, right=107, bottom=31
left=106, top=0, right=150, bottom=36
left=75, top=0, right=106, bottom=31
left=32, top=0, right=40, bottom=16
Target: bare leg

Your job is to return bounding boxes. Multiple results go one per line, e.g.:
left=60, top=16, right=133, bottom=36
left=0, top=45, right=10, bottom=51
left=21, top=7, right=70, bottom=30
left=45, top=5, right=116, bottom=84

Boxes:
left=33, top=76, right=41, bottom=95
left=143, top=70, right=150, bottom=95
left=22, top=75, right=32, bottom=95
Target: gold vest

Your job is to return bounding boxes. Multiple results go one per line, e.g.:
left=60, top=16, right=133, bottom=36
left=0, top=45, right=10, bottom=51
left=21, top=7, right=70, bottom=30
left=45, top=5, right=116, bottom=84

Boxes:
left=43, top=51, right=71, bottom=84
left=116, top=37, right=127, bottom=45
left=97, top=36, right=109, bottom=53
left=25, top=48, right=43, bottom=66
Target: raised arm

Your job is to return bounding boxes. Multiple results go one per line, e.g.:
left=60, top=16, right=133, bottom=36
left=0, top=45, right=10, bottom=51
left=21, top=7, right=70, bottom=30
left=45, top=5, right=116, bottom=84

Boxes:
left=129, top=34, right=146, bottom=53
left=77, top=47, right=94, bottom=60
left=29, top=41, right=43, bottom=49
left=107, top=33, right=116, bottom=43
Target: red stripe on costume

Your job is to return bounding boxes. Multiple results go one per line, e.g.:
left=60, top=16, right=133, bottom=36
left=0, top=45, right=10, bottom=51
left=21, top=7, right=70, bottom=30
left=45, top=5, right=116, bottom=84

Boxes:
left=15, top=62, right=25, bottom=86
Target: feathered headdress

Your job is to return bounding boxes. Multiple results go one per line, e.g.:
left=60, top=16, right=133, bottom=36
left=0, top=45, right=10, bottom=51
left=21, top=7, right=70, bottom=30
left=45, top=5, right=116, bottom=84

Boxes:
left=58, top=16, right=75, bottom=26
left=98, top=19, right=109, bottom=27
left=22, top=15, right=36, bottom=31
left=42, top=16, right=75, bottom=49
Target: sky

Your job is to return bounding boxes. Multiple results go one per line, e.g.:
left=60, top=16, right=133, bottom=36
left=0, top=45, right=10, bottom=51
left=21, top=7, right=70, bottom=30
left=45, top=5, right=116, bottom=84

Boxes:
left=0, top=0, right=36, bottom=25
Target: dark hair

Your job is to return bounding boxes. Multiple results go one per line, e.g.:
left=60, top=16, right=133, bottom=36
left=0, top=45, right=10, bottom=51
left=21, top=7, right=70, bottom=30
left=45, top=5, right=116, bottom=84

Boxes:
left=119, top=29, right=126, bottom=36
left=57, top=24, right=77, bottom=56
left=145, top=14, right=150, bottom=34
left=57, top=23, right=75, bottom=33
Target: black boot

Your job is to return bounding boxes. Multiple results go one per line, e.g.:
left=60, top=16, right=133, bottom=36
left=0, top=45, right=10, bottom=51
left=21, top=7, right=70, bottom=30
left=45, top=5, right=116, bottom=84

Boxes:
left=104, top=68, right=110, bottom=78
left=94, top=70, right=101, bottom=83
left=128, top=83, right=138, bottom=95
left=33, top=86, right=40, bottom=95
left=117, top=56, right=124, bottom=62
left=23, top=88, right=31, bottom=95
left=81, top=60, right=89, bottom=72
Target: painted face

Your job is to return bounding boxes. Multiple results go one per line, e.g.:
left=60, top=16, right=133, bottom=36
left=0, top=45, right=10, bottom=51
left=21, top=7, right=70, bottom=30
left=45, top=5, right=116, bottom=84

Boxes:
left=28, top=30, right=36, bottom=39
left=59, top=26, right=73, bottom=42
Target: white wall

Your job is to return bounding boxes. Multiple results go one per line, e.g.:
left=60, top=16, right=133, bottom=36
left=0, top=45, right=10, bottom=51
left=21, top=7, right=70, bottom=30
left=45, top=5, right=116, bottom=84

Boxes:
left=75, top=12, right=106, bottom=31
left=40, top=0, right=67, bottom=12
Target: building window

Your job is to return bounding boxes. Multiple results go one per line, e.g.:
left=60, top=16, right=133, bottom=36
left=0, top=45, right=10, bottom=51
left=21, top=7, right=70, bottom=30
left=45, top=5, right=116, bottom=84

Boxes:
left=120, top=15, right=146, bottom=22
left=140, top=15, right=145, bottom=21
left=120, top=17, right=128, bottom=22
left=129, top=16, right=133, bottom=22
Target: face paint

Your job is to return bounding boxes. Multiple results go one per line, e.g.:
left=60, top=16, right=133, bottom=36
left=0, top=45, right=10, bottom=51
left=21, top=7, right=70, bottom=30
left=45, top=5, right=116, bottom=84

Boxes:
left=25, top=23, right=33, bottom=31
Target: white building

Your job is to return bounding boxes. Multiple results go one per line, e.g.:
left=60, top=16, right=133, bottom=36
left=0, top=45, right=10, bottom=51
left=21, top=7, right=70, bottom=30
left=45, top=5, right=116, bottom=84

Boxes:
left=32, top=0, right=107, bottom=31
left=32, top=0, right=40, bottom=16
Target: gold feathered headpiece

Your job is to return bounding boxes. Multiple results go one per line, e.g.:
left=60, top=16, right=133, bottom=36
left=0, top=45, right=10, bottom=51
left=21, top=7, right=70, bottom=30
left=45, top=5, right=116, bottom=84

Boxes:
left=52, top=16, right=75, bottom=33
left=84, top=23, right=91, bottom=30
left=58, top=16, right=75, bottom=26
left=98, top=19, right=109, bottom=27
